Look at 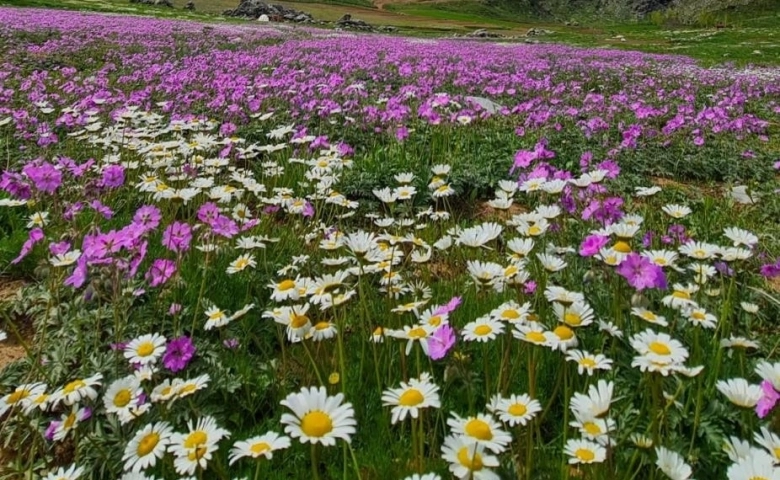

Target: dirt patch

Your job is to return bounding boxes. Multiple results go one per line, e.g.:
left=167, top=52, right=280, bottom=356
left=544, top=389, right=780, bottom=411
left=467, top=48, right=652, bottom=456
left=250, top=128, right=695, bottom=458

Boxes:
left=423, top=260, right=460, bottom=280
left=1, top=278, right=28, bottom=371
left=768, top=276, right=780, bottom=293
left=474, top=200, right=528, bottom=221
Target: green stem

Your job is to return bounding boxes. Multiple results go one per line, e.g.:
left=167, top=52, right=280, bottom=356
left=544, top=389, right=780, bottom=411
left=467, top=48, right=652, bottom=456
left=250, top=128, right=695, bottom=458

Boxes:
left=311, top=443, right=321, bottom=480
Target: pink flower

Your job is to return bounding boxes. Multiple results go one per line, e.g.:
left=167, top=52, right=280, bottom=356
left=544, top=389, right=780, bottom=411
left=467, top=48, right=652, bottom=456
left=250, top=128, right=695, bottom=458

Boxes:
left=12, top=227, right=45, bottom=264
left=163, top=336, right=195, bottom=372
left=427, top=325, right=456, bottom=361
left=756, top=380, right=779, bottom=418
left=146, top=259, right=176, bottom=287
left=162, top=221, right=192, bottom=253
left=616, top=253, right=667, bottom=291
left=302, top=201, right=315, bottom=218
left=433, top=296, right=462, bottom=316
left=579, top=234, right=610, bottom=257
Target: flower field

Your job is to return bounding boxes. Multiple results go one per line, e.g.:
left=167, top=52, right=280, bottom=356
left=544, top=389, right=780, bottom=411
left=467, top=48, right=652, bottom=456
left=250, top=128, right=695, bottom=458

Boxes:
left=1, top=6, right=780, bottom=480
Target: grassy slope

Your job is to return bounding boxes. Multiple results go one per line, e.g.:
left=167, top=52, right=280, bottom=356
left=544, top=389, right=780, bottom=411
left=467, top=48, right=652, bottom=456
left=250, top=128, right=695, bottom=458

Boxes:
left=1, top=0, right=779, bottom=65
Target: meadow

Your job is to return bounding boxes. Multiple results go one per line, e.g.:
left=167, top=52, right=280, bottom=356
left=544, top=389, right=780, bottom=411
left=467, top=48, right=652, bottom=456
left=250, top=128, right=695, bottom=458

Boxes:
left=1, top=5, right=780, bottom=480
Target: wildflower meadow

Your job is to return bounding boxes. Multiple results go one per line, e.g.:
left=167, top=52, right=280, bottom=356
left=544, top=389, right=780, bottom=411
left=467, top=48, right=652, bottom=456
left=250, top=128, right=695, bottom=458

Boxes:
left=1, top=5, right=780, bottom=480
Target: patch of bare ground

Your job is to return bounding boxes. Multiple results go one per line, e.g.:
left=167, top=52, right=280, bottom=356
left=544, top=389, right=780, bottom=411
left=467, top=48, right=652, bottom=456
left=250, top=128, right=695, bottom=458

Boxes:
left=0, top=279, right=28, bottom=371
left=474, top=200, right=528, bottom=221
left=768, top=276, right=780, bottom=293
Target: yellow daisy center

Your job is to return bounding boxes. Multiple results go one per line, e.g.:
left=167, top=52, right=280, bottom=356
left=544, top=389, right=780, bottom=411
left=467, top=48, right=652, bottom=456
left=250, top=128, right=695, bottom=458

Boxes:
left=580, top=358, right=597, bottom=368
left=63, top=380, right=85, bottom=394
left=464, top=419, right=493, bottom=440
left=504, top=265, right=518, bottom=277
left=649, top=341, right=671, bottom=356
left=508, top=403, right=527, bottom=416
left=654, top=257, right=668, bottom=265
left=641, top=311, right=657, bottom=322
left=63, top=412, right=77, bottom=429
left=314, top=321, right=330, bottom=331
left=564, top=312, right=582, bottom=326
left=179, top=383, right=197, bottom=395
left=187, top=446, right=208, bottom=461
left=137, top=433, right=160, bottom=457
left=474, top=325, right=493, bottom=336
left=457, top=447, right=484, bottom=470
left=398, top=389, right=424, bottom=407
left=290, top=314, right=310, bottom=329
left=526, top=331, right=546, bottom=344
left=7, top=389, right=30, bottom=404
left=554, top=325, right=574, bottom=341
left=613, top=240, right=631, bottom=253
left=113, top=389, right=132, bottom=408
left=575, top=448, right=595, bottom=462
left=428, top=315, right=443, bottom=327
left=501, top=310, right=520, bottom=320
left=184, top=430, right=208, bottom=449
left=208, top=310, right=225, bottom=321
left=672, top=291, right=690, bottom=300
left=250, top=442, right=271, bottom=456
left=408, top=327, right=428, bottom=339
left=234, top=258, right=249, bottom=269
left=278, top=280, right=296, bottom=291
left=691, top=311, right=706, bottom=321
left=528, top=225, right=542, bottom=236
left=136, top=341, right=155, bottom=357
left=300, top=411, right=333, bottom=438
left=582, top=422, right=602, bottom=435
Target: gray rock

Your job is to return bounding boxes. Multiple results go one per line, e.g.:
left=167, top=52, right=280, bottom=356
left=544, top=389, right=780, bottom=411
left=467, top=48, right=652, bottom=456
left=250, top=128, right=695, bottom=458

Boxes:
left=184, top=1, right=195, bottom=10
left=526, top=28, right=553, bottom=36
left=129, top=0, right=174, bottom=6
left=223, top=0, right=314, bottom=22
left=465, top=96, right=504, bottom=114
left=258, top=14, right=269, bottom=22
left=336, top=16, right=374, bottom=31
left=467, top=28, right=501, bottom=38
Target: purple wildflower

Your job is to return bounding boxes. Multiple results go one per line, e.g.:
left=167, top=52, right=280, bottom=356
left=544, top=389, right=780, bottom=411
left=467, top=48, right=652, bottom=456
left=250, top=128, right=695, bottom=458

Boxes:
left=163, top=336, right=195, bottom=372
left=616, top=253, right=667, bottom=291
left=579, top=234, right=610, bottom=257
left=12, top=227, right=45, bottom=264
left=162, top=222, right=192, bottom=253
left=757, top=381, right=780, bottom=418
left=427, top=325, right=456, bottom=361
left=146, top=259, right=176, bottom=287
left=433, top=296, right=462, bottom=316
left=23, top=162, right=61, bottom=194
left=100, top=164, right=125, bottom=189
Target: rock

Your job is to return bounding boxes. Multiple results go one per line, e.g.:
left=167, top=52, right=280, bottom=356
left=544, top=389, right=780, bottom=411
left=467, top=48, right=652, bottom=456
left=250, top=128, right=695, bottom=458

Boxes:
left=224, top=0, right=314, bottom=22
left=467, top=28, right=501, bottom=38
left=523, top=38, right=540, bottom=44
left=336, top=16, right=374, bottom=31
left=129, top=0, right=174, bottom=6
left=184, top=0, right=195, bottom=10
left=465, top=96, right=504, bottom=114
left=378, top=25, right=397, bottom=33
left=526, top=28, right=553, bottom=37
left=258, top=14, right=269, bottom=22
